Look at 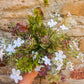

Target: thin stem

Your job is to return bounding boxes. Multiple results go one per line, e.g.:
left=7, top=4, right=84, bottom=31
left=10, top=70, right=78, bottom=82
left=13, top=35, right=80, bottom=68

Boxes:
left=40, top=77, right=41, bottom=84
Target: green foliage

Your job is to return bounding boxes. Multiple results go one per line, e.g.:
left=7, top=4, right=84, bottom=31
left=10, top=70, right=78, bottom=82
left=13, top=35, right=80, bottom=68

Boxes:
left=43, top=0, right=49, bottom=6
left=49, top=31, right=71, bottom=51
left=7, top=12, right=74, bottom=73
left=15, top=55, right=40, bottom=72
left=48, top=74, right=60, bottom=82
left=28, top=14, right=47, bottom=38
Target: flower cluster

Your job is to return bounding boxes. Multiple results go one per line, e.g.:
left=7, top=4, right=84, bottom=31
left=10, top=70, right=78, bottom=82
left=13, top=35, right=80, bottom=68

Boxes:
left=10, top=68, right=23, bottom=83
left=48, top=19, right=57, bottom=28
left=5, top=37, right=24, bottom=55
left=54, top=50, right=66, bottom=71
left=42, top=56, right=51, bottom=65
left=66, top=61, right=74, bottom=71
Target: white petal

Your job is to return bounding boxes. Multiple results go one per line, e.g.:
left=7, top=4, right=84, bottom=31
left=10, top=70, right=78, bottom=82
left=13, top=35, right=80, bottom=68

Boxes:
left=18, top=76, right=23, bottom=80
left=55, top=52, right=59, bottom=57
left=32, top=51, right=34, bottom=55
left=59, top=50, right=63, bottom=55
left=15, top=79, right=18, bottom=83
left=10, top=74, right=14, bottom=79
left=16, top=70, right=21, bottom=75
left=12, top=68, right=16, bottom=74
left=35, top=52, right=38, bottom=55
left=62, top=55, right=66, bottom=58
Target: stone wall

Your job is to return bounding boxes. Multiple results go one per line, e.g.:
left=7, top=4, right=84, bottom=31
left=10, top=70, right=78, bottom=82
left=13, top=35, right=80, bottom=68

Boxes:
left=0, top=0, right=84, bottom=84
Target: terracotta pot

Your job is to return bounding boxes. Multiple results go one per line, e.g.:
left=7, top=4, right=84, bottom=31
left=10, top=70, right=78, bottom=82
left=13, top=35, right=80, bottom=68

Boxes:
left=18, top=71, right=38, bottom=84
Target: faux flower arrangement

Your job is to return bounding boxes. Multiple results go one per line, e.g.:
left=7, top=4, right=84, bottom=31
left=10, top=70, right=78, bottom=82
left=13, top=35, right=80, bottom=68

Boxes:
left=0, top=7, right=84, bottom=84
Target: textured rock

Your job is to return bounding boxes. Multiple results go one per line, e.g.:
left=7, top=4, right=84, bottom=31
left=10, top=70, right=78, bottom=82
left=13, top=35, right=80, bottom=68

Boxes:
left=0, top=0, right=44, bottom=27
left=0, top=0, right=43, bottom=10
left=65, top=79, right=84, bottom=84
left=60, top=1, right=84, bottom=16
left=1, top=0, right=43, bottom=19
left=79, top=39, right=84, bottom=51
left=0, top=75, right=15, bottom=84
left=73, top=16, right=84, bottom=25
left=71, top=68, right=84, bottom=80
left=0, top=0, right=57, bottom=27
left=67, top=27, right=84, bottom=37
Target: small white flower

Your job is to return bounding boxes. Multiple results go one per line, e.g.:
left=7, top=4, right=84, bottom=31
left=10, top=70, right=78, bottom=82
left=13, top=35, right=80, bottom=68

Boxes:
left=35, top=65, right=44, bottom=72
left=58, top=14, right=60, bottom=17
left=77, top=53, right=84, bottom=63
left=48, top=19, right=57, bottom=28
left=0, top=49, right=5, bottom=61
left=55, top=50, right=66, bottom=62
left=33, top=55, right=37, bottom=61
left=56, top=61, right=63, bottom=71
left=69, top=44, right=73, bottom=50
left=35, top=52, right=38, bottom=55
left=53, top=51, right=66, bottom=71
left=32, top=51, right=38, bottom=61
left=0, top=39, right=6, bottom=49
left=66, top=61, right=74, bottom=71
left=6, top=44, right=15, bottom=55
left=42, top=56, right=51, bottom=65
left=32, top=51, right=34, bottom=55
left=13, top=38, right=24, bottom=48
left=60, top=25, right=69, bottom=30
left=73, top=41, right=80, bottom=51
left=10, top=68, right=23, bottom=83
left=76, top=55, right=79, bottom=59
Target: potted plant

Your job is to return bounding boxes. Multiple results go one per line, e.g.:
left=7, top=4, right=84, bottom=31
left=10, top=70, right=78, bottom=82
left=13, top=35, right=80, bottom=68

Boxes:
left=0, top=7, right=84, bottom=84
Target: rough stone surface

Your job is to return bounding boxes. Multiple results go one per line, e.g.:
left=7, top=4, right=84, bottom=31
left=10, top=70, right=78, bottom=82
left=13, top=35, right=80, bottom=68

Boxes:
left=0, top=75, right=15, bottom=84
left=60, top=1, right=84, bottom=16
left=79, top=39, right=84, bottom=51
left=67, top=27, right=84, bottom=37
left=0, top=0, right=44, bottom=27
left=0, top=0, right=55, bottom=26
